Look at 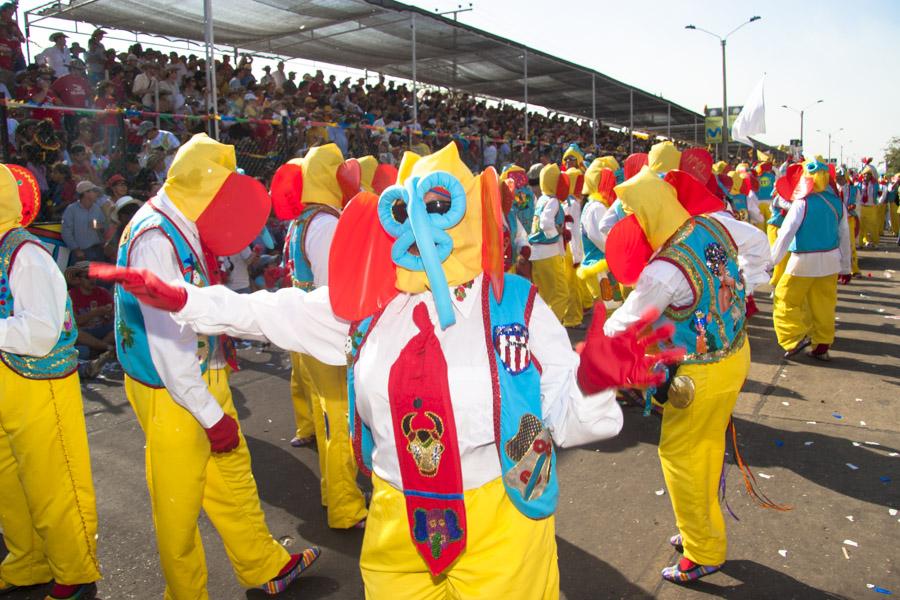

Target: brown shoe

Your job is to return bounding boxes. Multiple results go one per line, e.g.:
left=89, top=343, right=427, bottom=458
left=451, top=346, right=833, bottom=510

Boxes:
left=783, top=337, right=811, bottom=359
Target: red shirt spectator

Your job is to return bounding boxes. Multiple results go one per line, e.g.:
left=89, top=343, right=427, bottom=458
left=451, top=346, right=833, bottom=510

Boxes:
left=69, top=283, right=113, bottom=329
left=51, top=71, right=92, bottom=108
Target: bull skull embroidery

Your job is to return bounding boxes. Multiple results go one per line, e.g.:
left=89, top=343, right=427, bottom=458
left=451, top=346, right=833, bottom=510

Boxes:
left=402, top=411, right=445, bottom=477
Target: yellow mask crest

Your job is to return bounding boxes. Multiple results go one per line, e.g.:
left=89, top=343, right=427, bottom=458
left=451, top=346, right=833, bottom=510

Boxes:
left=301, top=144, right=345, bottom=208
left=614, top=166, right=688, bottom=250
left=539, top=163, right=562, bottom=197
left=358, top=155, right=378, bottom=193
left=0, top=164, right=21, bottom=234
left=162, top=133, right=236, bottom=222
left=648, top=141, right=681, bottom=175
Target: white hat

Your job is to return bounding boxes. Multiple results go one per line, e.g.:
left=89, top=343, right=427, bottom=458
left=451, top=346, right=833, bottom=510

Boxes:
left=113, top=195, right=143, bottom=220
left=244, top=92, right=258, bottom=101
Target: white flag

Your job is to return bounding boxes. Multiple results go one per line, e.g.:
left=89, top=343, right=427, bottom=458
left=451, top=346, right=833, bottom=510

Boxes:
left=731, top=77, right=766, bottom=146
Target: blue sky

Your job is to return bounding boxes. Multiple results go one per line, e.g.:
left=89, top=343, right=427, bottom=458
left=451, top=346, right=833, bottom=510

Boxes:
left=16, top=0, right=900, bottom=170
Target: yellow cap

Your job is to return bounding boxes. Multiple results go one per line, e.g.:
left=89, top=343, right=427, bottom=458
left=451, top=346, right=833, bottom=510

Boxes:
left=300, top=143, right=344, bottom=209
left=162, top=133, right=235, bottom=222
left=0, top=164, right=20, bottom=234
left=614, top=166, right=689, bottom=250
left=539, top=163, right=561, bottom=196
left=358, top=155, right=377, bottom=193
left=565, top=167, right=582, bottom=197
left=712, top=161, right=729, bottom=175
left=648, top=140, right=681, bottom=175
left=596, top=155, right=620, bottom=172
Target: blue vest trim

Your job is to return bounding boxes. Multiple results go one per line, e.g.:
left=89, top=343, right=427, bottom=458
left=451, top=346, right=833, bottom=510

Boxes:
left=0, top=228, right=78, bottom=379
left=528, top=196, right=564, bottom=245
left=115, top=206, right=215, bottom=387
left=790, top=192, right=842, bottom=254
left=284, top=205, right=340, bottom=290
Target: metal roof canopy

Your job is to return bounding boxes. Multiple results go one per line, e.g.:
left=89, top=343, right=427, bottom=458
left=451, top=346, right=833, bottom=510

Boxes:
left=45, top=0, right=703, bottom=141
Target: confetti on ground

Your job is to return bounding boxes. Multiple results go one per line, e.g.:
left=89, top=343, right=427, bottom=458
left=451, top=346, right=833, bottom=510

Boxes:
left=889, top=509, right=898, bottom=516
left=655, top=489, right=665, bottom=496
left=847, top=463, right=860, bottom=470
left=866, top=584, right=893, bottom=595
left=865, top=441, right=880, bottom=446
left=842, top=546, right=850, bottom=559
left=880, top=476, right=892, bottom=484
left=778, top=549, right=787, bottom=558
left=775, top=440, right=784, bottom=448
left=861, top=421, right=867, bottom=426
left=853, top=442, right=861, bottom=447
left=844, top=539, right=859, bottom=547
left=855, top=398, right=864, bottom=402
left=758, top=472, right=773, bottom=479
left=846, top=515, right=854, bottom=522
left=782, top=401, right=790, bottom=406
left=891, top=453, right=899, bottom=457
left=807, top=421, right=817, bottom=425
left=833, top=413, right=843, bottom=419
left=804, top=441, right=815, bottom=446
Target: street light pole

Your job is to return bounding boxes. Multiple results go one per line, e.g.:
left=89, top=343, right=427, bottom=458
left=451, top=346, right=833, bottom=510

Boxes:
left=817, top=127, right=843, bottom=163
left=781, top=99, right=823, bottom=152
left=685, top=16, right=761, bottom=162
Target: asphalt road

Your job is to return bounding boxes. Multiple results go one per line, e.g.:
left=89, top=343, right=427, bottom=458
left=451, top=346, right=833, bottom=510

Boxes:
left=3, top=241, right=898, bottom=600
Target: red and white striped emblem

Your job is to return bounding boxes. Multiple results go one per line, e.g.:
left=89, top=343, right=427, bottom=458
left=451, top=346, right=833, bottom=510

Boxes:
left=493, top=323, right=531, bottom=374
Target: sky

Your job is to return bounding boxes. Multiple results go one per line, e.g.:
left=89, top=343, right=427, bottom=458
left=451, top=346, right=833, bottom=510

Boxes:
left=15, top=0, right=900, bottom=170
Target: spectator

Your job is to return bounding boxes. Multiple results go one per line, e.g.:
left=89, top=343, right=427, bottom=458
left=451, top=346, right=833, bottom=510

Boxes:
left=61, top=180, right=107, bottom=262
left=221, top=246, right=258, bottom=293
left=132, top=61, right=159, bottom=109
left=156, top=65, right=184, bottom=112
left=35, top=32, right=71, bottom=77
left=104, top=194, right=143, bottom=258
left=272, top=61, right=287, bottom=90
left=69, top=144, right=99, bottom=184
left=282, top=71, right=297, bottom=95
left=137, top=120, right=180, bottom=167
left=47, top=161, right=76, bottom=218
left=483, top=136, right=498, bottom=168
left=65, top=261, right=116, bottom=378
left=85, top=29, right=107, bottom=84
left=0, top=2, right=23, bottom=91
left=51, top=58, right=91, bottom=108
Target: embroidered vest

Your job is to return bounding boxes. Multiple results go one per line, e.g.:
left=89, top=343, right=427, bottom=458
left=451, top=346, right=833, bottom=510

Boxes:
left=511, top=186, right=535, bottom=232
left=115, top=206, right=216, bottom=387
left=283, top=205, right=340, bottom=291
left=581, top=199, right=609, bottom=268
left=528, top=196, right=564, bottom=245
left=655, top=217, right=747, bottom=365
left=730, top=193, right=749, bottom=221
left=347, top=274, right=560, bottom=519
left=767, top=208, right=786, bottom=227
left=789, top=192, right=842, bottom=254
left=0, top=229, right=78, bottom=379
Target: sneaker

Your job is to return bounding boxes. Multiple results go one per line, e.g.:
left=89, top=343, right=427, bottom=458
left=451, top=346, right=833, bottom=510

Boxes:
left=783, top=337, right=811, bottom=359
left=84, top=350, right=115, bottom=379
left=258, top=547, right=320, bottom=595
left=669, top=533, right=683, bottom=553
left=45, top=582, right=97, bottom=599
left=807, top=344, right=831, bottom=361
left=290, top=435, right=316, bottom=448
left=661, top=557, right=722, bottom=583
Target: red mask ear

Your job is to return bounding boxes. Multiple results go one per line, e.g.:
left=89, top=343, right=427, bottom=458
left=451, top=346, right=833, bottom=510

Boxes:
left=664, top=171, right=723, bottom=216
left=372, top=164, right=398, bottom=195
left=328, top=191, right=398, bottom=321
left=605, top=214, right=652, bottom=286
left=597, top=168, right=617, bottom=203
left=500, top=178, right=515, bottom=215
left=574, top=174, right=585, bottom=195
left=776, top=163, right=812, bottom=201
left=679, top=148, right=713, bottom=186
left=624, top=153, right=649, bottom=180
left=555, top=172, right=570, bottom=200
left=270, top=162, right=304, bottom=220
left=196, top=173, right=271, bottom=256
left=337, top=158, right=362, bottom=208
left=7, top=165, right=41, bottom=227
left=481, top=167, right=504, bottom=302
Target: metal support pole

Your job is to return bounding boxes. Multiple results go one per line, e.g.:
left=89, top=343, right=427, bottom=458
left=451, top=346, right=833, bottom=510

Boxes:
left=591, top=74, right=597, bottom=149
left=204, top=0, right=219, bottom=139
left=23, top=9, right=31, bottom=64
left=0, top=100, right=8, bottom=163
left=694, top=116, right=698, bottom=145
left=411, top=12, right=417, bottom=126
left=721, top=39, right=728, bottom=161
left=523, top=50, right=529, bottom=142
left=799, top=111, right=804, bottom=152
left=154, top=81, right=160, bottom=129
left=629, top=89, right=634, bottom=154
left=667, top=103, right=671, bottom=139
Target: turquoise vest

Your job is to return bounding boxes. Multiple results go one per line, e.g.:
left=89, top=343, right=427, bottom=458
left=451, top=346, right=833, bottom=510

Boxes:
left=768, top=209, right=786, bottom=228
left=844, top=185, right=858, bottom=217
left=0, top=229, right=78, bottom=379
left=511, top=186, right=535, bottom=232
left=348, top=274, right=559, bottom=519
left=528, top=195, right=564, bottom=245
left=581, top=201, right=608, bottom=268
left=114, top=207, right=215, bottom=387
left=655, top=217, right=746, bottom=365
left=789, top=192, right=842, bottom=254
left=757, top=172, right=775, bottom=201
left=283, top=205, right=340, bottom=291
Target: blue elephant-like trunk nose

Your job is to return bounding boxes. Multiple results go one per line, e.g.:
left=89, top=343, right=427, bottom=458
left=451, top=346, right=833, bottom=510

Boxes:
left=407, top=192, right=456, bottom=330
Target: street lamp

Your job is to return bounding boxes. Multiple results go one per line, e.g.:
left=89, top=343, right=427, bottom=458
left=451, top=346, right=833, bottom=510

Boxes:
left=816, top=127, right=843, bottom=163
left=781, top=99, right=823, bottom=152
left=685, top=16, right=761, bottom=161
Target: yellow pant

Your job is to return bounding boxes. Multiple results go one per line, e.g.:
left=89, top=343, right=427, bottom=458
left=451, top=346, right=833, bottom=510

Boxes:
left=860, top=205, right=880, bottom=246
left=849, top=215, right=860, bottom=275
left=289, top=352, right=315, bottom=440
left=766, top=224, right=789, bottom=287
left=756, top=201, right=771, bottom=233
left=562, top=248, right=583, bottom=327
left=0, top=365, right=100, bottom=587
left=125, top=369, right=288, bottom=600
left=531, top=254, right=568, bottom=324
left=659, top=341, right=750, bottom=566
left=773, top=273, right=838, bottom=350
left=302, top=355, right=368, bottom=529
left=360, top=475, right=559, bottom=600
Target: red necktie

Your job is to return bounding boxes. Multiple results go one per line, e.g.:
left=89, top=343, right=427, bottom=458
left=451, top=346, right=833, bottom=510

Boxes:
left=388, top=302, right=466, bottom=575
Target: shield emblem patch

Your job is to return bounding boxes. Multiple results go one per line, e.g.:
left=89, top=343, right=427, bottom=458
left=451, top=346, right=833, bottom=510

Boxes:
left=492, top=323, right=531, bottom=375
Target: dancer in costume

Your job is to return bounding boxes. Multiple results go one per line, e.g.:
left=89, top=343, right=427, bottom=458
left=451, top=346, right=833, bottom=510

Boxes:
left=755, top=161, right=776, bottom=227
left=499, top=164, right=535, bottom=232
left=92, top=141, right=683, bottom=600
left=272, top=143, right=368, bottom=529
left=771, top=159, right=851, bottom=361
left=561, top=167, right=588, bottom=326
left=528, top=163, right=569, bottom=323
left=836, top=170, right=861, bottom=277
left=112, top=134, right=319, bottom=599
left=858, top=160, right=880, bottom=248
left=561, top=142, right=585, bottom=172
left=0, top=164, right=100, bottom=600
left=578, top=158, right=622, bottom=307
left=602, top=165, right=771, bottom=583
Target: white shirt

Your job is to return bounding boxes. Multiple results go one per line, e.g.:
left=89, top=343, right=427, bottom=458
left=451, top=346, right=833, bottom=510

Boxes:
left=581, top=200, right=609, bottom=250
left=0, top=241, right=68, bottom=356
left=482, top=144, right=498, bottom=167
left=303, top=210, right=339, bottom=287
left=563, top=198, right=584, bottom=264
left=172, top=274, right=623, bottom=491
left=224, top=248, right=253, bottom=291
left=530, top=195, right=565, bottom=261
left=36, top=45, right=71, bottom=78
left=595, top=200, right=624, bottom=252
left=127, top=193, right=226, bottom=429
left=605, top=212, right=771, bottom=336
left=771, top=196, right=851, bottom=277
left=746, top=190, right=763, bottom=225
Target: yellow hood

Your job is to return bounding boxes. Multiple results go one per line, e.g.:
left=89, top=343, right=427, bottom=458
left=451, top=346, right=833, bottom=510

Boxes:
left=358, top=155, right=377, bottom=193
left=565, top=168, right=582, bottom=197
left=397, top=151, right=422, bottom=185
left=614, top=166, right=688, bottom=250
left=394, top=142, right=483, bottom=293
left=712, top=160, right=729, bottom=176
left=0, top=164, right=20, bottom=235
left=539, top=163, right=562, bottom=197
left=162, top=133, right=236, bottom=222
left=301, top=144, right=344, bottom=208
left=648, top=141, right=681, bottom=175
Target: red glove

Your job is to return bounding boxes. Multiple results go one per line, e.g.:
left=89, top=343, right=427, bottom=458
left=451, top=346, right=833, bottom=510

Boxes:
left=89, top=263, right=188, bottom=312
left=205, top=414, right=240, bottom=453
left=745, top=294, right=759, bottom=319
left=562, top=229, right=572, bottom=244
left=575, top=304, right=685, bottom=395
left=838, top=273, right=852, bottom=285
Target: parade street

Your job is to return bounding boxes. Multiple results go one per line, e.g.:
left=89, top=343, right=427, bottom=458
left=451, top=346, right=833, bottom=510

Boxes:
left=3, top=243, right=898, bottom=600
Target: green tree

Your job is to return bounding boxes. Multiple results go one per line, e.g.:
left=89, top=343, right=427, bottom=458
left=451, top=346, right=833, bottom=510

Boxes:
left=886, top=137, right=900, bottom=176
